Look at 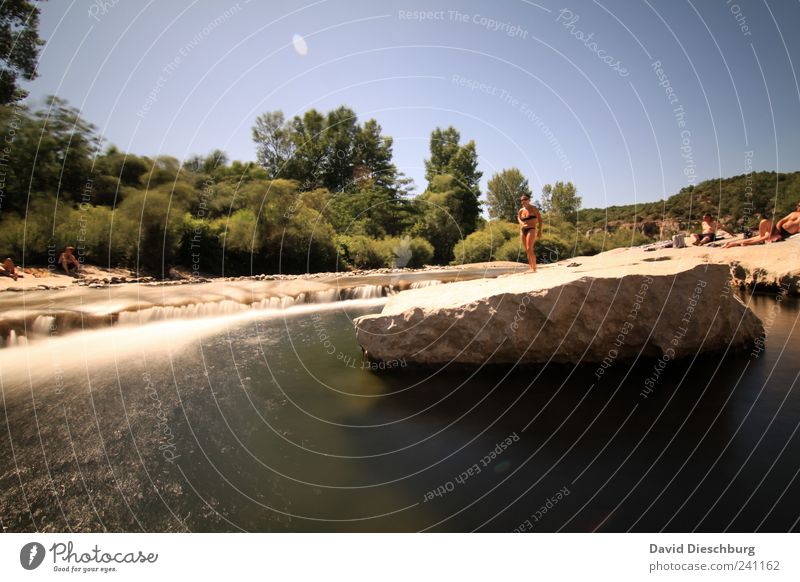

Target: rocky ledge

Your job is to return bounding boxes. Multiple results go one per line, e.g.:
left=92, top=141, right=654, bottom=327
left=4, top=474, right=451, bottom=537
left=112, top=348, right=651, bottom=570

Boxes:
left=353, top=260, right=764, bottom=367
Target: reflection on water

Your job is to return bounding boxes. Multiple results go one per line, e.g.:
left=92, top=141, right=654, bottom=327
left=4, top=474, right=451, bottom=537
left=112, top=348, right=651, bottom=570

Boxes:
left=0, top=290, right=798, bottom=532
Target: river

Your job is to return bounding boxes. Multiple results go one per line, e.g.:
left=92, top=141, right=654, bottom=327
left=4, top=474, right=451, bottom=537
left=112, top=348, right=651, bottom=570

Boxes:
left=0, top=273, right=797, bottom=532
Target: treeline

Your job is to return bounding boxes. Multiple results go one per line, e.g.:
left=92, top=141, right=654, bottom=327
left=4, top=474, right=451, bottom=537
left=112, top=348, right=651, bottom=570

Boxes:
left=0, top=99, right=439, bottom=275
left=0, top=97, right=557, bottom=275
left=579, top=171, right=800, bottom=232
left=1, top=97, right=796, bottom=277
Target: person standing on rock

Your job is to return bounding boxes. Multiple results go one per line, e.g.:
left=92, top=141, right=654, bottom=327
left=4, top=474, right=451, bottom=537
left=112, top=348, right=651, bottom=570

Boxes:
left=518, top=195, right=543, bottom=272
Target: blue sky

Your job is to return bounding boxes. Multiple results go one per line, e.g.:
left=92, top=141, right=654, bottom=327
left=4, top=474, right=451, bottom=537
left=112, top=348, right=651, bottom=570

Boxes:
left=25, top=0, right=800, bottom=208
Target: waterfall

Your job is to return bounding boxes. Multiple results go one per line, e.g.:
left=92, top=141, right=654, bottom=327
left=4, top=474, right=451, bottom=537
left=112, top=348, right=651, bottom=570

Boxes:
left=409, top=280, right=443, bottom=289
left=0, top=278, right=456, bottom=348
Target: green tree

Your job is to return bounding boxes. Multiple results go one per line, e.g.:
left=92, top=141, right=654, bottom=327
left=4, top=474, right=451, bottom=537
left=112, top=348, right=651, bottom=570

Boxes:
left=424, top=126, right=461, bottom=181
left=414, top=174, right=478, bottom=263
left=353, top=118, right=397, bottom=192
left=486, top=168, right=531, bottom=221
left=0, top=0, right=44, bottom=104
left=422, top=126, right=482, bottom=237
left=252, top=111, right=295, bottom=178
left=539, top=183, right=552, bottom=214
left=545, top=181, right=581, bottom=225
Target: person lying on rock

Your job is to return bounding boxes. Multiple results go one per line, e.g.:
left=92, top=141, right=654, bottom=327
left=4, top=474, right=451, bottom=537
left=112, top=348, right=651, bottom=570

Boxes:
left=692, top=213, right=733, bottom=245
left=57, top=246, right=82, bottom=275
left=0, top=258, right=22, bottom=281
left=518, top=194, right=542, bottom=272
left=722, top=212, right=780, bottom=247
left=774, top=202, right=800, bottom=241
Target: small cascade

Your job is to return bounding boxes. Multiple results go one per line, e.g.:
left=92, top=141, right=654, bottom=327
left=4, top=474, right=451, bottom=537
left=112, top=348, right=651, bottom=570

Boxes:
left=309, top=289, right=340, bottom=304
left=409, top=280, right=443, bottom=289
left=251, top=295, right=298, bottom=311
left=342, top=285, right=387, bottom=300
left=1, top=329, right=27, bottom=348
left=32, top=315, right=56, bottom=336
left=0, top=280, right=441, bottom=347
left=117, top=300, right=251, bottom=325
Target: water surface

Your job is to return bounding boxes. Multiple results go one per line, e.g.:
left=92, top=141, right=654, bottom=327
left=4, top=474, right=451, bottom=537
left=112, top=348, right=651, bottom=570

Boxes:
left=1, top=288, right=798, bottom=532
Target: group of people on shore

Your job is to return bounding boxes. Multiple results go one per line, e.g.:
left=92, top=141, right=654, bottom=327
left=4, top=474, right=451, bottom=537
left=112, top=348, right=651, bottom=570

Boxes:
left=0, top=246, right=83, bottom=282
left=516, top=197, right=800, bottom=274
left=691, top=203, right=800, bottom=248
left=2, top=203, right=799, bottom=282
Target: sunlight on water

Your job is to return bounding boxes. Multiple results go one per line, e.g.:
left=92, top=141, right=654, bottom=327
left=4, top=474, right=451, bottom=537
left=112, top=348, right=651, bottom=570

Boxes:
left=0, top=297, right=387, bottom=389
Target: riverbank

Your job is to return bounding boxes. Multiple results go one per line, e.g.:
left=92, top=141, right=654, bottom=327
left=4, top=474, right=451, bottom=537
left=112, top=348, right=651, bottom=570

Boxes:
left=539, top=235, right=800, bottom=295
left=3, top=234, right=798, bottom=297
left=0, top=261, right=526, bottom=292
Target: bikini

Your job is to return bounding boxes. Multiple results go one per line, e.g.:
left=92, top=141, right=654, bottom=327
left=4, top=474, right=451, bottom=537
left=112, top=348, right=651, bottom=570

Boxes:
left=521, top=215, right=538, bottom=233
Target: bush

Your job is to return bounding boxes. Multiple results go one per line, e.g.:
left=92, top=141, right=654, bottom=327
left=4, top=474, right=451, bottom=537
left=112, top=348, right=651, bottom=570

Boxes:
left=451, top=220, right=518, bottom=264
left=335, top=234, right=384, bottom=269
left=374, top=235, right=434, bottom=268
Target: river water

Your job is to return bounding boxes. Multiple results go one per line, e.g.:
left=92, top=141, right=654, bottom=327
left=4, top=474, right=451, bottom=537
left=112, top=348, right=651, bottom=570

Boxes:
left=0, top=276, right=798, bottom=532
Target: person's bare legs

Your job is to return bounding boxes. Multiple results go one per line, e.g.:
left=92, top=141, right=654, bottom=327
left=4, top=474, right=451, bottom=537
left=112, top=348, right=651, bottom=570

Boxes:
left=723, top=219, right=776, bottom=248
left=524, top=230, right=537, bottom=272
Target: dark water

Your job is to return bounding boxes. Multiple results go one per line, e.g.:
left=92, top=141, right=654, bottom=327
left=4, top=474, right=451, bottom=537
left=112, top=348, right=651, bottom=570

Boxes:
left=1, top=291, right=798, bottom=532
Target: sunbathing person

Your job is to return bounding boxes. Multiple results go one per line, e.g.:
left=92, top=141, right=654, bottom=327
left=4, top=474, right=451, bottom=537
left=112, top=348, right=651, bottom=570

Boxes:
left=774, top=202, right=800, bottom=240
left=722, top=214, right=779, bottom=247
left=692, top=213, right=733, bottom=245
left=0, top=258, right=22, bottom=281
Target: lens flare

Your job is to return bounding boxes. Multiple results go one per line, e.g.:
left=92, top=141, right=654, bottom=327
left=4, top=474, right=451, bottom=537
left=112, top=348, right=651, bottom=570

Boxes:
left=292, top=34, right=308, bottom=56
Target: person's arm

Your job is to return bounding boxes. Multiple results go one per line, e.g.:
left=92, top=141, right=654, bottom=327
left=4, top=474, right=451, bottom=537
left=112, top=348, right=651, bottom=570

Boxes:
left=517, top=209, right=525, bottom=228
left=775, top=215, right=789, bottom=231
left=535, top=208, right=543, bottom=239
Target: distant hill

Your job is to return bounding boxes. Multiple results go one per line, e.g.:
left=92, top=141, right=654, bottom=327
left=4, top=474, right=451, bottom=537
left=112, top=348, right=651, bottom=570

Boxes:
left=578, top=171, right=800, bottom=236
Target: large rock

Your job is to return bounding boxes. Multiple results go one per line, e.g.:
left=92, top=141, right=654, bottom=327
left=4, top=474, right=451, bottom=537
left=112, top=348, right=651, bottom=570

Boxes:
left=353, top=261, right=764, bottom=366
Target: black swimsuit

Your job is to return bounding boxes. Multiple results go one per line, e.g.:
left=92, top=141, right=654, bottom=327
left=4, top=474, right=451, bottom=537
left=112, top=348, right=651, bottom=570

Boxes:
left=522, top=215, right=537, bottom=233
left=778, top=226, right=793, bottom=241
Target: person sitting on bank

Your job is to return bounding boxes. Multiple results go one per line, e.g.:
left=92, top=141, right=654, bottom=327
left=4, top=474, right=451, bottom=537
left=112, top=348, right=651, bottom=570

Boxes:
left=57, top=246, right=82, bottom=275
left=722, top=212, right=779, bottom=248
left=692, top=213, right=733, bottom=245
left=774, top=201, right=800, bottom=241
left=0, top=258, right=22, bottom=281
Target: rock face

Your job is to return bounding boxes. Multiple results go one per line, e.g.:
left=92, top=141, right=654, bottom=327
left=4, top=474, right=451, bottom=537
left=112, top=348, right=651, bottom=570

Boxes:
left=353, top=261, right=764, bottom=367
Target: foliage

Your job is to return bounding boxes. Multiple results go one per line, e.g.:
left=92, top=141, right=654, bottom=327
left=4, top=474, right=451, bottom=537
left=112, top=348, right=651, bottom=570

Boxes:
left=486, top=168, right=532, bottom=222
left=3, top=95, right=799, bottom=277
left=543, top=181, right=582, bottom=225
left=0, top=0, right=44, bottom=104
left=334, top=235, right=433, bottom=269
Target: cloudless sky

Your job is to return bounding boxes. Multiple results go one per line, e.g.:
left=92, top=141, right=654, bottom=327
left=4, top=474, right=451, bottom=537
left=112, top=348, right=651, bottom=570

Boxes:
left=25, top=0, right=800, bottom=208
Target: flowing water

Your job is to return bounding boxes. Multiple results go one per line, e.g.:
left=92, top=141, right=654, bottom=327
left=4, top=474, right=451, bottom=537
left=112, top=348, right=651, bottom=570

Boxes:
left=0, top=274, right=798, bottom=532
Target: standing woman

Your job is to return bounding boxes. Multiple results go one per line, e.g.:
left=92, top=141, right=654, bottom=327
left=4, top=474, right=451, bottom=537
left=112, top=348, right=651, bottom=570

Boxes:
left=518, top=195, right=543, bottom=272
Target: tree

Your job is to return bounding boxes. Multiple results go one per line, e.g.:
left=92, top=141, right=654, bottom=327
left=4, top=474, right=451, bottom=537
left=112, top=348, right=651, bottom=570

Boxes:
left=539, top=184, right=552, bottom=214
left=545, top=181, right=581, bottom=225
left=413, top=174, right=478, bottom=262
left=252, top=111, right=295, bottom=179
left=0, top=0, right=44, bottom=105
left=422, top=126, right=482, bottom=237
left=487, top=168, right=531, bottom=221
left=353, top=118, right=397, bottom=191
left=424, top=126, right=461, bottom=182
